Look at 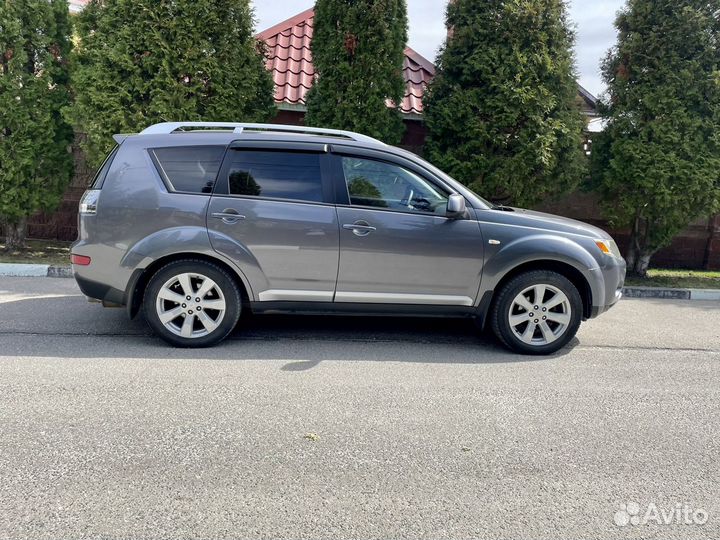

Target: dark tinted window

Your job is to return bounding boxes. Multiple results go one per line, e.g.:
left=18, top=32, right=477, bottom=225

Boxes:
left=226, top=150, right=324, bottom=203
left=91, top=146, right=119, bottom=189
left=152, top=146, right=225, bottom=193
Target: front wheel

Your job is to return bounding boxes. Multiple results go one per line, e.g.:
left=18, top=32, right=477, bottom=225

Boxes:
left=144, top=260, right=241, bottom=348
left=490, top=270, right=583, bottom=355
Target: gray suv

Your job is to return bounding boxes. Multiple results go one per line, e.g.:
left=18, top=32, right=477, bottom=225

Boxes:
left=72, top=122, right=625, bottom=355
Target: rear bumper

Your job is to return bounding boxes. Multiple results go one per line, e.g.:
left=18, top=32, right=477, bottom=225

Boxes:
left=74, top=273, right=126, bottom=306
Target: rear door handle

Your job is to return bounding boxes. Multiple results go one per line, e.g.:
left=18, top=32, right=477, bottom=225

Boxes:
left=211, top=210, right=246, bottom=224
left=343, top=221, right=376, bottom=237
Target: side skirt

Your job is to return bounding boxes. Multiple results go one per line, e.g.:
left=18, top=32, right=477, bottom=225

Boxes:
left=249, top=301, right=479, bottom=319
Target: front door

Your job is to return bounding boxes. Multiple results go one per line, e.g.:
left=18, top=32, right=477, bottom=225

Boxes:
left=207, top=144, right=339, bottom=302
left=333, top=154, right=485, bottom=306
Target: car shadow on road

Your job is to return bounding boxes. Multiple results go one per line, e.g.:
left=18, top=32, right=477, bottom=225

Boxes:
left=0, top=295, right=579, bottom=365
left=234, top=313, right=578, bottom=367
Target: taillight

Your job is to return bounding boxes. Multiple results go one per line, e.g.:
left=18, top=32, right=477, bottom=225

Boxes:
left=79, top=189, right=101, bottom=215
left=71, top=254, right=92, bottom=266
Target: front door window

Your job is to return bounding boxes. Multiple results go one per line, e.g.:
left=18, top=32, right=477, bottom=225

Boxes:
left=342, top=157, right=449, bottom=215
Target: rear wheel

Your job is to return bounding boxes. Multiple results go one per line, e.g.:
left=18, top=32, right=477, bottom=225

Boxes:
left=491, top=270, right=582, bottom=355
left=144, top=260, right=241, bottom=348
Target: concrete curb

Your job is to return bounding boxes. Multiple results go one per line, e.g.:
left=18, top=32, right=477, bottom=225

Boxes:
left=47, top=265, right=74, bottom=278
left=0, top=263, right=73, bottom=278
left=622, top=286, right=720, bottom=301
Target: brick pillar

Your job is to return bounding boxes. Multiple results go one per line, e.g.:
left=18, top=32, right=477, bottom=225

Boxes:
left=704, top=215, right=720, bottom=270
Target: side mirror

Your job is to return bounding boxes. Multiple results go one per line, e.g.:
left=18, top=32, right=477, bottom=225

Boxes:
left=446, top=194, right=467, bottom=219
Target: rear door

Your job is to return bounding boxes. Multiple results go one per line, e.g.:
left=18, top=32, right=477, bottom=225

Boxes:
left=207, top=141, right=339, bottom=302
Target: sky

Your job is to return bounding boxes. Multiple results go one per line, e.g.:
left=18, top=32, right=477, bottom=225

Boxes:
left=252, top=0, right=626, bottom=98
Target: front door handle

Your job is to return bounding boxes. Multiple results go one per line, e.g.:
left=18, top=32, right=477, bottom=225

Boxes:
left=211, top=210, right=246, bottom=224
left=343, top=221, right=376, bottom=237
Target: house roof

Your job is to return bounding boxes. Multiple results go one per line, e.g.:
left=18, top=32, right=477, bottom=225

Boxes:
left=257, top=9, right=435, bottom=116
left=257, top=9, right=316, bottom=109
left=577, top=84, right=597, bottom=107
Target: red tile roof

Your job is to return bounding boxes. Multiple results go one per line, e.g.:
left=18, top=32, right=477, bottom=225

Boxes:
left=257, top=9, right=435, bottom=116
left=402, top=47, right=435, bottom=115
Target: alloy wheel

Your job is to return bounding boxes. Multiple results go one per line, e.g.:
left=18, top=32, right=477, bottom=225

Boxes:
left=508, top=284, right=572, bottom=346
left=155, top=272, right=226, bottom=338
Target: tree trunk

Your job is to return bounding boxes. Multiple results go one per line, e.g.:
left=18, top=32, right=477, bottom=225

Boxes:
left=625, top=239, right=638, bottom=272
left=625, top=217, right=657, bottom=277
left=4, top=218, right=28, bottom=251
left=625, top=220, right=657, bottom=277
left=634, top=252, right=653, bottom=277
left=625, top=215, right=640, bottom=272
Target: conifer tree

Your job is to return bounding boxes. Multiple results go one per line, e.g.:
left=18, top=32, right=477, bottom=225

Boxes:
left=0, top=0, right=74, bottom=249
left=592, top=0, right=720, bottom=276
left=69, top=0, right=275, bottom=166
left=305, top=0, right=408, bottom=145
left=423, top=0, right=586, bottom=207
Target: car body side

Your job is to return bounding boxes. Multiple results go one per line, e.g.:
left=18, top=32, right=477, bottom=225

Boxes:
left=72, top=132, right=625, bottom=325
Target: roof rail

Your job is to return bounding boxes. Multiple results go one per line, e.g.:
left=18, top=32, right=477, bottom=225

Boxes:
left=139, top=122, right=386, bottom=146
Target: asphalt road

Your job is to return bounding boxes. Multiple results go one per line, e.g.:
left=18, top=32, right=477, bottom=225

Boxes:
left=0, top=277, right=718, bottom=540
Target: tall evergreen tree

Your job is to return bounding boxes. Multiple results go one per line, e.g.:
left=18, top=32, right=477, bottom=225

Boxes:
left=305, top=0, right=408, bottom=145
left=69, top=0, right=275, bottom=166
left=0, top=0, right=74, bottom=250
left=591, top=0, right=720, bottom=276
left=423, top=0, right=585, bottom=207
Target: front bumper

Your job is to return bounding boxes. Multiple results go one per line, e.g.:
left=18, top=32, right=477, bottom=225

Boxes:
left=591, top=288, right=623, bottom=318
left=590, top=256, right=626, bottom=318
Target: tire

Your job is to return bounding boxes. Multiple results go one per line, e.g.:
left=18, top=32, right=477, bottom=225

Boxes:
left=490, top=270, right=582, bottom=355
left=143, top=259, right=242, bottom=348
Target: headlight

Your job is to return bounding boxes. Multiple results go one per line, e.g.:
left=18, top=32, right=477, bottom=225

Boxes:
left=595, top=239, right=622, bottom=259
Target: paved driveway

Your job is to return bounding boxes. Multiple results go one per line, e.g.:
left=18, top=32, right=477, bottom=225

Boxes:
left=0, top=277, right=718, bottom=539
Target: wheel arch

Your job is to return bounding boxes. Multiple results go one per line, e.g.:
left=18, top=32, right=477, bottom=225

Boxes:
left=478, top=259, right=593, bottom=329
left=126, top=252, right=252, bottom=319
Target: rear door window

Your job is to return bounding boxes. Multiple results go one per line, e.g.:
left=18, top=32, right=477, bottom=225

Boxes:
left=224, top=150, right=325, bottom=203
left=151, top=146, right=226, bottom=194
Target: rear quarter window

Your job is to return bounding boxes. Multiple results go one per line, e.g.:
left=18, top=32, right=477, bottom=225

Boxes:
left=151, top=146, right=226, bottom=194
